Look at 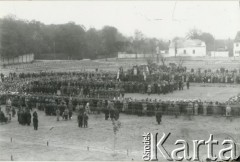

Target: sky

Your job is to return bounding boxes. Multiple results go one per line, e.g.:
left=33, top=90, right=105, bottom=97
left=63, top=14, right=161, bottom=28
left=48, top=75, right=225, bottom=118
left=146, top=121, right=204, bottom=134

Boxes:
left=0, top=1, right=239, bottom=40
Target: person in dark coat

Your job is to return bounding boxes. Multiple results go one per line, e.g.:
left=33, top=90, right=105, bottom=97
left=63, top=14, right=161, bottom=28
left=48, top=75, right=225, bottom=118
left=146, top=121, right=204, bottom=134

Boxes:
left=104, top=101, right=111, bottom=120
left=17, top=108, right=23, bottom=124
left=110, top=108, right=115, bottom=120
left=33, top=110, right=38, bottom=130
left=83, top=112, right=88, bottom=128
left=22, top=110, right=28, bottom=125
left=56, top=108, right=60, bottom=121
left=0, top=109, right=7, bottom=123
left=186, top=80, right=190, bottom=89
left=156, top=111, right=162, bottom=125
left=63, top=108, right=69, bottom=120
left=78, top=113, right=83, bottom=128
left=26, top=110, right=32, bottom=126
left=68, top=101, right=73, bottom=120
left=114, top=109, right=119, bottom=120
left=12, top=107, right=16, bottom=118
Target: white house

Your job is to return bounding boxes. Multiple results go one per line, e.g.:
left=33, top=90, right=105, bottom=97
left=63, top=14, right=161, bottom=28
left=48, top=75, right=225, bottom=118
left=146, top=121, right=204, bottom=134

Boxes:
left=233, top=31, right=240, bottom=57
left=168, top=39, right=206, bottom=57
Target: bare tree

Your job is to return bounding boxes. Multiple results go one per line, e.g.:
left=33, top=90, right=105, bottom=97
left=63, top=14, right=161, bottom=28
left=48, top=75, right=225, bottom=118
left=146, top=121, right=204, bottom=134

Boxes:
left=177, top=56, right=185, bottom=67
left=160, top=54, right=167, bottom=67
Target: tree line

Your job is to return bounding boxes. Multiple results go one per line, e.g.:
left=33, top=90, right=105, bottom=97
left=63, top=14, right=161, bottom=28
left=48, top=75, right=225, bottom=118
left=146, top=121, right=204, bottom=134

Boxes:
left=0, top=16, right=235, bottom=60
left=0, top=16, right=169, bottom=60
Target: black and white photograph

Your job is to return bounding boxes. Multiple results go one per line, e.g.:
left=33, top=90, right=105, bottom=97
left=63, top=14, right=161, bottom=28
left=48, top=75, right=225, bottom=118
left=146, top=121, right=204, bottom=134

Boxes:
left=0, top=0, right=240, bottom=161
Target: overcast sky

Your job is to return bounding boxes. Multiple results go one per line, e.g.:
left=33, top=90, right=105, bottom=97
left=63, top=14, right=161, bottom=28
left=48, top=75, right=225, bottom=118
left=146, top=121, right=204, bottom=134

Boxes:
left=0, top=1, right=239, bottom=40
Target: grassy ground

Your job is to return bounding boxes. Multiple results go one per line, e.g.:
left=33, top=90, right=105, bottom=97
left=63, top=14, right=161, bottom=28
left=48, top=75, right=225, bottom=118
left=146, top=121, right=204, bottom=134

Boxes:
left=1, top=57, right=240, bottom=74
left=1, top=110, right=240, bottom=161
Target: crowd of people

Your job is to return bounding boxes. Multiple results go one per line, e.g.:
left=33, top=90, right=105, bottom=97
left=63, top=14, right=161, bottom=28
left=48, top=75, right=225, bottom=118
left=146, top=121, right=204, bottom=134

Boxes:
left=0, top=63, right=240, bottom=128
left=1, top=93, right=239, bottom=119
left=187, top=69, right=240, bottom=84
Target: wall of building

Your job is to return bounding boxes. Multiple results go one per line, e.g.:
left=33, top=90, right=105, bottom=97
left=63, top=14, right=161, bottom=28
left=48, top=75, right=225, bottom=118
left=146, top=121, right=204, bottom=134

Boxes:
left=233, top=42, right=240, bottom=57
left=1, top=53, right=34, bottom=65
left=210, top=51, right=229, bottom=57
left=168, top=46, right=206, bottom=57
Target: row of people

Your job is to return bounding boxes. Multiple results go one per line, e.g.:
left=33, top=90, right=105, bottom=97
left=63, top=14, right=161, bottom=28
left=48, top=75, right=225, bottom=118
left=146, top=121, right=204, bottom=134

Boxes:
left=2, top=93, right=239, bottom=117
left=118, top=64, right=240, bottom=84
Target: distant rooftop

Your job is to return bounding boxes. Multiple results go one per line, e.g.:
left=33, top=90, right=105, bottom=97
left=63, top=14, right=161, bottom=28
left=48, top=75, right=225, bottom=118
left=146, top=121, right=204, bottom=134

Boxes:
left=235, top=31, right=240, bottom=42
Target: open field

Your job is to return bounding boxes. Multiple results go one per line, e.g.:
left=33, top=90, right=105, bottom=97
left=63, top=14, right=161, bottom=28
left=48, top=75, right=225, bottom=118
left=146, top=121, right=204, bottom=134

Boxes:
left=0, top=85, right=240, bottom=161
left=1, top=109, right=240, bottom=161
left=125, top=84, right=240, bottom=102
left=0, top=57, right=240, bottom=74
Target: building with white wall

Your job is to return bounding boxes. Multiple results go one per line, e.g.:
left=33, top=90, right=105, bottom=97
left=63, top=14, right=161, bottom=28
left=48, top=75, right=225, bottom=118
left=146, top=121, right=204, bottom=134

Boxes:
left=233, top=31, right=240, bottom=57
left=168, top=39, right=206, bottom=57
left=210, top=51, right=229, bottom=57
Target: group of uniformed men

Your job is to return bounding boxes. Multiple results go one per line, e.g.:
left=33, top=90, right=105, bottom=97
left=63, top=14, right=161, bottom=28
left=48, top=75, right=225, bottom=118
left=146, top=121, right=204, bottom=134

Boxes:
left=0, top=65, right=239, bottom=128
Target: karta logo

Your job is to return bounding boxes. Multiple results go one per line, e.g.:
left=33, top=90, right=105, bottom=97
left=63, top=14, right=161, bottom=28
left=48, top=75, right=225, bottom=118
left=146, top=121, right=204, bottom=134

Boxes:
left=142, top=133, right=237, bottom=161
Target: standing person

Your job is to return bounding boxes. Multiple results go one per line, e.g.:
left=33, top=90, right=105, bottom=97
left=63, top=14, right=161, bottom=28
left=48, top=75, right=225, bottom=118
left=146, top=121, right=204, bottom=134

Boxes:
left=187, top=101, right=193, bottom=120
left=194, top=101, right=199, bottom=116
left=226, top=102, right=231, bottom=121
left=0, top=108, right=7, bottom=123
left=26, top=109, right=32, bottom=126
left=6, top=98, right=12, bottom=117
left=17, top=108, right=23, bottom=124
left=109, top=107, right=115, bottom=120
left=33, top=109, right=38, bottom=130
left=203, top=101, right=208, bottom=116
left=104, top=101, right=110, bottom=120
left=63, top=108, right=69, bottom=120
left=22, top=109, right=28, bottom=125
left=12, top=107, right=16, bottom=118
left=79, top=103, right=85, bottom=114
left=68, top=101, right=73, bottom=120
left=186, top=80, right=190, bottom=89
left=108, top=101, right=115, bottom=120
left=97, top=100, right=101, bottom=114
left=155, top=110, right=162, bottom=125
left=147, top=84, right=151, bottom=96
left=85, top=102, right=91, bottom=114
left=75, top=103, right=80, bottom=114
left=114, top=108, right=119, bottom=120
left=77, top=113, right=83, bottom=128
left=174, top=101, right=180, bottom=118
left=56, top=108, right=60, bottom=121
left=83, top=112, right=88, bottom=128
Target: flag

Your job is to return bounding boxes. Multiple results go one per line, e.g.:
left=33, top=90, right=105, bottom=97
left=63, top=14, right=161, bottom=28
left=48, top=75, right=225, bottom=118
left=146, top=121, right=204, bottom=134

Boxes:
left=133, top=66, right=138, bottom=75
left=146, top=66, right=149, bottom=74
left=117, top=70, right=120, bottom=79
left=143, top=71, right=146, bottom=81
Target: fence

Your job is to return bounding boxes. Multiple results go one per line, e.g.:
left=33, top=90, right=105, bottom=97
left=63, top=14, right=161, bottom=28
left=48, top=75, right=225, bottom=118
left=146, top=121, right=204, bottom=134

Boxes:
left=1, top=54, right=34, bottom=66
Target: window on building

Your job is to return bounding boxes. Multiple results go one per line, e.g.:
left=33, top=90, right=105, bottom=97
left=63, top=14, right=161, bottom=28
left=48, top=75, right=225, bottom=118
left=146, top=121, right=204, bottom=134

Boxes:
left=193, top=50, right=195, bottom=54
left=184, top=50, right=186, bottom=54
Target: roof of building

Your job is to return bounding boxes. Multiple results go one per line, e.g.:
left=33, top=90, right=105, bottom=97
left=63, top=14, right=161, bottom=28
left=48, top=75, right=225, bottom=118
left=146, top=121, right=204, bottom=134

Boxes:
left=235, top=31, right=240, bottom=42
left=169, top=39, right=206, bottom=48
